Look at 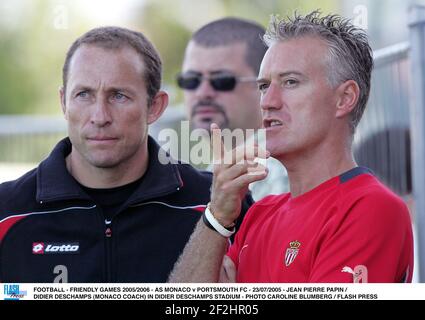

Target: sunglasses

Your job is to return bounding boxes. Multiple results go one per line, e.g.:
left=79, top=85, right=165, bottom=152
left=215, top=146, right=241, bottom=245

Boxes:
left=177, top=72, right=257, bottom=91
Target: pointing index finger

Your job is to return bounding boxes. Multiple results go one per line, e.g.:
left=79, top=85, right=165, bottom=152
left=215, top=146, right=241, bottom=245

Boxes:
left=211, top=123, right=223, bottom=165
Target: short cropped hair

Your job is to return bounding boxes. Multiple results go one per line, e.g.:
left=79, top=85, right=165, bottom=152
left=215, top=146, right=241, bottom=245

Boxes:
left=264, top=11, right=373, bottom=132
left=191, top=17, right=267, bottom=74
left=62, top=26, right=162, bottom=105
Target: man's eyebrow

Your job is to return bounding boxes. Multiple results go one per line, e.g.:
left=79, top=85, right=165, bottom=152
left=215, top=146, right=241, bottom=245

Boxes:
left=70, top=85, right=93, bottom=93
left=210, top=69, right=233, bottom=75
left=278, top=71, right=304, bottom=78
left=183, top=70, right=202, bottom=75
left=108, top=86, right=135, bottom=93
left=256, top=77, right=269, bottom=83
left=70, top=85, right=136, bottom=94
left=257, top=71, right=305, bottom=83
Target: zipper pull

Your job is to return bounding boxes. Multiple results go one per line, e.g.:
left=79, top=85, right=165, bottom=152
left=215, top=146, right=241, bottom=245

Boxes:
left=105, top=219, right=112, bottom=238
left=105, top=227, right=112, bottom=238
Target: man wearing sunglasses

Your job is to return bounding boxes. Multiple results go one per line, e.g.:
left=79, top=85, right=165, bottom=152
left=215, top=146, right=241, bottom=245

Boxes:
left=178, top=17, right=288, bottom=200
left=169, top=12, right=413, bottom=283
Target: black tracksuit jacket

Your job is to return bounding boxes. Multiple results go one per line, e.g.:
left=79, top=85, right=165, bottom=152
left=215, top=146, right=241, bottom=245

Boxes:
left=0, top=137, right=252, bottom=282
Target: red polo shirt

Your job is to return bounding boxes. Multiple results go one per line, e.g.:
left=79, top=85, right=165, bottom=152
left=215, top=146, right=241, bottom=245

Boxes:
left=227, top=167, right=413, bottom=283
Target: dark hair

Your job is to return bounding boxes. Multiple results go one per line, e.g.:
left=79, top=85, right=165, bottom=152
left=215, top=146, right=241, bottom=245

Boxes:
left=62, top=26, right=162, bottom=105
left=264, top=11, right=373, bottom=132
left=191, top=17, right=267, bottom=74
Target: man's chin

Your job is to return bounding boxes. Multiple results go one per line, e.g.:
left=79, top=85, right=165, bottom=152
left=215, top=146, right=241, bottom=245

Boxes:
left=265, top=141, right=284, bottom=159
left=87, top=157, right=122, bottom=169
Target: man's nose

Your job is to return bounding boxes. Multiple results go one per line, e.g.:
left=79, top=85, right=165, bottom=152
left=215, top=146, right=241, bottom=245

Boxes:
left=194, top=78, right=218, bottom=100
left=91, top=97, right=112, bottom=127
left=260, top=84, right=283, bottom=111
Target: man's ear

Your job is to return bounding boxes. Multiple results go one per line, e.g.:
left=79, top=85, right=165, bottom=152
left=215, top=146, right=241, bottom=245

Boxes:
left=335, top=80, right=360, bottom=119
left=147, top=91, right=169, bottom=125
left=59, top=87, right=68, bottom=120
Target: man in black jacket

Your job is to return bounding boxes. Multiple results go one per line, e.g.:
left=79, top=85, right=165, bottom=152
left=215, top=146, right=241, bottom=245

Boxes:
left=0, top=26, right=252, bottom=283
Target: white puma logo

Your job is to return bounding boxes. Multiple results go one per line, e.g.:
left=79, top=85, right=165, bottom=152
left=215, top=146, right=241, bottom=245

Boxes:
left=341, top=266, right=355, bottom=275
left=341, top=265, right=368, bottom=283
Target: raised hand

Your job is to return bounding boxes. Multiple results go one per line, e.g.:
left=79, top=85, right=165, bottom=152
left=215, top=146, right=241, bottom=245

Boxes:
left=209, top=123, right=269, bottom=227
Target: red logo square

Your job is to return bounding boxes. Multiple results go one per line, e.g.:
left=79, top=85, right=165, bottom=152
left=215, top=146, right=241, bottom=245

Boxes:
left=32, top=242, right=45, bottom=254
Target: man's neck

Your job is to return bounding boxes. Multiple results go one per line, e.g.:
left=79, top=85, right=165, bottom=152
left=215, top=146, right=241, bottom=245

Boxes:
left=66, top=146, right=149, bottom=189
left=279, top=141, right=356, bottom=198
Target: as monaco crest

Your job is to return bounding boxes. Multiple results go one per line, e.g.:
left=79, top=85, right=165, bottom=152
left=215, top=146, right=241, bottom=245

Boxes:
left=285, top=240, right=301, bottom=267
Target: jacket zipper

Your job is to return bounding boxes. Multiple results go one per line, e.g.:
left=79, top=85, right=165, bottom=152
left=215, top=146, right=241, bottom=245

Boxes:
left=101, top=184, right=182, bottom=282
left=105, top=219, right=113, bottom=282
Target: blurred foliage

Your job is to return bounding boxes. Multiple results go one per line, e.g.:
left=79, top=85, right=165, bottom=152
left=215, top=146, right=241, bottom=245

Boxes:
left=0, top=0, right=91, bottom=115
left=0, top=0, right=339, bottom=115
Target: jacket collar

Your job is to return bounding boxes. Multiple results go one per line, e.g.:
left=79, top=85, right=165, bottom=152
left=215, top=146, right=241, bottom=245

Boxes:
left=36, top=136, right=183, bottom=204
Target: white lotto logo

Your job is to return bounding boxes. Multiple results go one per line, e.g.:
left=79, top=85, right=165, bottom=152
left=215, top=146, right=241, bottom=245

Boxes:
left=32, top=242, right=45, bottom=254
left=32, top=242, right=79, bottom=254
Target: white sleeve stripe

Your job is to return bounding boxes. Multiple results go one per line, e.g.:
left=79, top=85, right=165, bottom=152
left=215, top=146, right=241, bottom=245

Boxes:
left=0, top=205, right=97, bottom=224
left=131, top=201, right=207, bottom=210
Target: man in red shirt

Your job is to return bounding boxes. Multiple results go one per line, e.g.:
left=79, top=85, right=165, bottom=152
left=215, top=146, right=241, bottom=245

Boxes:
left=168, top=11, right=414, bottom=283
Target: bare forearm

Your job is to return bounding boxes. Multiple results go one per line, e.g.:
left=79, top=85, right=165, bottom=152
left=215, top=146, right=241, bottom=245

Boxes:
left=169, top=124, right=268, bottom=283
left=168, top=219, right=228, bottom=283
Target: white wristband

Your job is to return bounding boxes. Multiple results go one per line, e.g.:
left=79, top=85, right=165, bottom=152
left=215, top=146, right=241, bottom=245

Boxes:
left=204, top=205, right=235, bottom=238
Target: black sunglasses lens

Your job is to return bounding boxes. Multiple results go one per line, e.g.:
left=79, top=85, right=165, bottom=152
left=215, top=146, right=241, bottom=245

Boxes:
left=177, top=74, right=237, bottom=91
left=177, top=75, right=201, bottom=90
left=211, top=76, right=236, bottom=91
